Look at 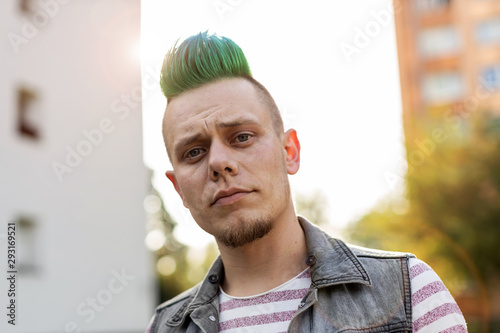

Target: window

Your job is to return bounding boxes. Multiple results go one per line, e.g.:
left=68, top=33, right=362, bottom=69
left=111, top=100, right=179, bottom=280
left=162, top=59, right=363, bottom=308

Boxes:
left=480, top=64, right=500, bottom=90
left=422, top=71, right=465, bottom=104
left=17, top=88, right=40, bottom=140
left=18, top=0, right=33, bottom=14
left=414, top=0, right=451, bottom=13
left=16, top=216, right=39, bottom=274
left=418, top=26, right=462, bottom=59
left=475, top=17, right=500, bottom=45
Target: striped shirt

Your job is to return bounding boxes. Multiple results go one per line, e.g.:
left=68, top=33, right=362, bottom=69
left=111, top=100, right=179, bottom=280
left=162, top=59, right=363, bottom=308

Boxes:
left=218, top=268, right=311, bottom=333
left=409, top=258, right=467, bottom=332
left=217, top=258, right=467, bottom=333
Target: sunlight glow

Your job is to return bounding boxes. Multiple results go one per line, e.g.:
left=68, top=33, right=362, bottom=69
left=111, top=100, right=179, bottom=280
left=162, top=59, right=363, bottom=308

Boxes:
left=145, top=229, right=167, bottom=252
left=157, top=255, right=177, bottom=276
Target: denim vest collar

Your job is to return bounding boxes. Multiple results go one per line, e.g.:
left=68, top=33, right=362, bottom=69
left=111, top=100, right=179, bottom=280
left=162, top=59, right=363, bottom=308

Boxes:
left=298, top=216, right=371, bottom=288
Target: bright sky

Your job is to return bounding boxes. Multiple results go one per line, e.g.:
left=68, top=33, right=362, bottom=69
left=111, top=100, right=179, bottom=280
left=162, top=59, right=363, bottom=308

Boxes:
left=141, top=0, right=406, bottom=248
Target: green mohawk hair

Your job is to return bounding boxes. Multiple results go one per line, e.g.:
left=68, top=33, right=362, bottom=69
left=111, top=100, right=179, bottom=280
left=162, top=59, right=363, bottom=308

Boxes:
left=160, top=32, right=252, bottom=100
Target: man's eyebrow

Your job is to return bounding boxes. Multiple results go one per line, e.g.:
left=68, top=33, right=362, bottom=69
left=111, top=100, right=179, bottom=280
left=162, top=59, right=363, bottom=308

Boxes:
left=216, top=118, right=260, bottom=129
left=174, top=133, right=202, bottom=157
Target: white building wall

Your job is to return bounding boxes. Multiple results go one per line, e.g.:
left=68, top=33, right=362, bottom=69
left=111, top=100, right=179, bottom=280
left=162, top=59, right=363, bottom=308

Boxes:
left=0, top=1, right=155, bottom=332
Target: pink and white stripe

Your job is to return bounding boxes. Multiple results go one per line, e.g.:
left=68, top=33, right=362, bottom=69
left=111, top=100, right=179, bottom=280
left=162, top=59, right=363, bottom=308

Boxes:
left=409, top=258, right=467, bottom=332
left=218, top=268, right=310, bottom=333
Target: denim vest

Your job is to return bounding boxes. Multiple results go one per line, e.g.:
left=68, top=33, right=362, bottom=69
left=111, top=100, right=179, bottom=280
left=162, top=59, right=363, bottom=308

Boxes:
left=149, top=217, right=415, bottom=332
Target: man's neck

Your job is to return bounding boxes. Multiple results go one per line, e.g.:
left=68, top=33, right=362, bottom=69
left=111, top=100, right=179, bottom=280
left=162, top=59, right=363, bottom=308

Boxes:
left=218, top=210, right=308, bottom=297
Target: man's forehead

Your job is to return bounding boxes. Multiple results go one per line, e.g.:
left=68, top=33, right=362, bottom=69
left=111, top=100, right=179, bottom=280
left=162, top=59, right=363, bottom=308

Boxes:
left=166, top=106, right=264, bottom=140
left=165, top=79, right=265, bottom=128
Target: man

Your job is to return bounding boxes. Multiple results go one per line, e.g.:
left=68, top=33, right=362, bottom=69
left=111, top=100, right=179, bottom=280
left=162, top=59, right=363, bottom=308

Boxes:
left=147, top=32, right=467, bottom=332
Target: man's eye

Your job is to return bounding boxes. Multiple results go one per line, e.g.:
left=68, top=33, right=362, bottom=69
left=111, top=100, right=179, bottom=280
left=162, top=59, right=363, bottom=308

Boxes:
left=186, top=148, right=203, bottom=159
left=236, top=134, right=250, bottom=142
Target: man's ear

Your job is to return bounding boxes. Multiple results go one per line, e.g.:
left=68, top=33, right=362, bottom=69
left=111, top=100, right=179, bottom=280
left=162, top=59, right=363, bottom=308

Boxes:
left=165, top=171, right=188, bottom=208
left=283, top=129, right=300, bottom=175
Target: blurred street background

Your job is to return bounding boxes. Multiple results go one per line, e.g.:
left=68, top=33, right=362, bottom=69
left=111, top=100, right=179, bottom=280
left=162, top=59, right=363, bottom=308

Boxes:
left=1, top=0, right=499, bottom=332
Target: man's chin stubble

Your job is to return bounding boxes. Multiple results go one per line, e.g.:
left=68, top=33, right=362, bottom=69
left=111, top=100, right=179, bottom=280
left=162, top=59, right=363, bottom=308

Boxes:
left=215, top=217, right=274, bottom=248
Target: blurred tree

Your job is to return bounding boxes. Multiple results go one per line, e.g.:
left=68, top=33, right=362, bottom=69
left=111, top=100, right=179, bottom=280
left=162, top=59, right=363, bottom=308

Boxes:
left=348, top=111, right=500, bottom=332
left=144, top=189, right=219, bottom=302
left=295, top=190, right=329, bottom=227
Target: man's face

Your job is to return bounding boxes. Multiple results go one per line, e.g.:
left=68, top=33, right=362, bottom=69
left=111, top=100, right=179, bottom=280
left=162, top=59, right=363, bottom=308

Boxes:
left=164, top=78, right=300, bottom=248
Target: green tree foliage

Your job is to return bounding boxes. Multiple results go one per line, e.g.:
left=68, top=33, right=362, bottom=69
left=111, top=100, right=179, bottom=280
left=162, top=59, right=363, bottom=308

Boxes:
left=348, top=113, right=500, bottom=331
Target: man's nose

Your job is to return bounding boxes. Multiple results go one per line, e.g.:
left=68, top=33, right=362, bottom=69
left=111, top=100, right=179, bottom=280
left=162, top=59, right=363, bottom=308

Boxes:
left=208, top=140, right=239, bottom=181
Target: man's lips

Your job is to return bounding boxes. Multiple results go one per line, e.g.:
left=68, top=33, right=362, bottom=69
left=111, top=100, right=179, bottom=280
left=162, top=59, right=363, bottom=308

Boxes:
left=211, top=189, right=253, bottom=206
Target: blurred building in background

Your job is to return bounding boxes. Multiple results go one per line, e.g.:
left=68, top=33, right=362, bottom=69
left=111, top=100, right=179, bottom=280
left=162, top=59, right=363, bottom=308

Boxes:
left=0, top=1, right=154, bottom=332
left=394, top=0, right=500, bottom=139
left=392, top=0, right=500, bottom=330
